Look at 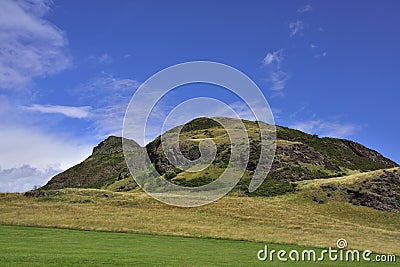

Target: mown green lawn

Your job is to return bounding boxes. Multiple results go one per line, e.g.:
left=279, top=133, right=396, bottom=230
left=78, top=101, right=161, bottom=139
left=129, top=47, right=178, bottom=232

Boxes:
left=0, top=225, right=397, bottom=266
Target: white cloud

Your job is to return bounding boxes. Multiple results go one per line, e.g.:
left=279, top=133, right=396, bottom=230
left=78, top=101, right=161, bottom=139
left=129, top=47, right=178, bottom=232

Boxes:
left=0, top=165, right=60, bottom=192
left=22, top=104, right=91, bottom=119
left=310, top=43, right=317, bottom=49
left=0, top=126, right=92, bottom=171
left=297, top=4, right=313, bottom=13
left=0, top=123, right=92, bottom=192
left=263, top=49, right=283, bottom=65
left=262, top=49, right=289, bottom=93
left=289, top=21, right=304, bottom=37
left=290, top=120, right=358, bottom=138
left=0, top=97, right=93, bottom=192
left=0, top=0, right=71, bottom=89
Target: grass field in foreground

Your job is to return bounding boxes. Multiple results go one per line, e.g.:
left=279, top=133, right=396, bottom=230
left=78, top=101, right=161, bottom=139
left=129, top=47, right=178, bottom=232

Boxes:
left=1, top=184, right=399, bottom=255
left=0, top=225, right=397, bottom=266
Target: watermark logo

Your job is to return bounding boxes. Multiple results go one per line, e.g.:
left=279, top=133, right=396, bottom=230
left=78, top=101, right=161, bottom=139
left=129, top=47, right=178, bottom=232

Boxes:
left=336, top=238, right=347, bottom=249
left=122, top=61, right=276, bottom=207
left=257, top=238, right=396, bottom=263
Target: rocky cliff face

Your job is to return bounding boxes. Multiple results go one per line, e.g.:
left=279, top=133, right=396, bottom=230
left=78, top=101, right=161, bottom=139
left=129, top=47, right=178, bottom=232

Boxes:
left=92, top=136, right=124, bottom=155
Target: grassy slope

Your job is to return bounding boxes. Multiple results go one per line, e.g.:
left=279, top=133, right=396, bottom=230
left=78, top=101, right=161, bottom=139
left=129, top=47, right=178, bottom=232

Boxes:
left=296, top=168, right=398, bottom=189
left=1, top=169, right=399, bottom=255
left=0, top=225, right=397, bottom=266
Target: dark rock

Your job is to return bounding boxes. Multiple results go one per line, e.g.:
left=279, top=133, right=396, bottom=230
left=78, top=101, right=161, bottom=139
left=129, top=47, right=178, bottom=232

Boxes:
left=341, top=171, right=400, bottom=212
left=321, top=184, right=337, bottom=191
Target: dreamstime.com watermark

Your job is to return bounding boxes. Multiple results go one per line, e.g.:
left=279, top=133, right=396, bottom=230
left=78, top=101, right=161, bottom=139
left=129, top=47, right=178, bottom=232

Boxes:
left=257, top=238, right=397, bottom=263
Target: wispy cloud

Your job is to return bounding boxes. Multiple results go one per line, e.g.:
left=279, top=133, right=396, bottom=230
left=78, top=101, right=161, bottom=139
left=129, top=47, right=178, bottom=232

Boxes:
left=0, top=0, right=71, bottom=89
left=77, top=74, right=142, bottom=138
left=263, top=49, right=283, bottom=65
left=289, top=21, right=304, bottom=37
left=290, top=120, right=358, bottom=138
left=270, top=70, right=289, bottom=91
left=82, top=74, right=141, bottom=101
left=262, top=49, right=289, bottom=94
left=91, top=103, right=130, bottom=137
left=297, top=4, right=313, bottom=13
left=23, top=104, right=91, bottom=119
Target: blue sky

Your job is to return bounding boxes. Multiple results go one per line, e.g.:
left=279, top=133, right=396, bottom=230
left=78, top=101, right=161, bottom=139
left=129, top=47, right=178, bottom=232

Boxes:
left=0, top=0, right=399, bottom=192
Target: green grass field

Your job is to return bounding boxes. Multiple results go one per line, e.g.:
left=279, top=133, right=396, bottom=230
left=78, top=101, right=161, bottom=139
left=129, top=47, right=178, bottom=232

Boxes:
left=2, top=187, right=399, bottom=255
left=0, top=225, right=397, bottom=266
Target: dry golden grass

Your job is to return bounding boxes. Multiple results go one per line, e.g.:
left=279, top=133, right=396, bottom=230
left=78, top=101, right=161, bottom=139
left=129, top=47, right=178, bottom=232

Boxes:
left=276, top=139, right=301, bottom=147
left=0, top=182, right=399, bottom=255
left=296, top=167, right=399, bottom=189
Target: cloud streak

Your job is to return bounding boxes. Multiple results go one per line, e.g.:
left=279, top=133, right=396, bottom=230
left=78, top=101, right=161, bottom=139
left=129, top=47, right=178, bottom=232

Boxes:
left=23, top=104, right=91, bottom=119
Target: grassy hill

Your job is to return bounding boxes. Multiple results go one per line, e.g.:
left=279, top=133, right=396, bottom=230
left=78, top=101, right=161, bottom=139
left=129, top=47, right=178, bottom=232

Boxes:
left=41, top=117, right=397, bottom=205
left=39, top=117, right=399, bottom=211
